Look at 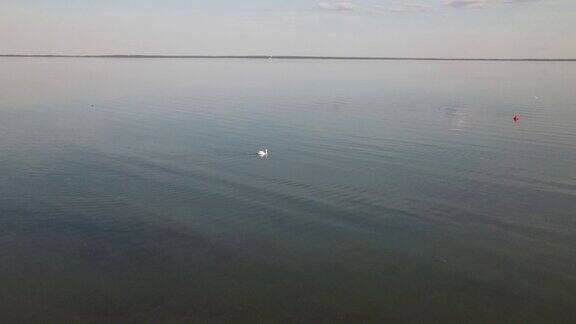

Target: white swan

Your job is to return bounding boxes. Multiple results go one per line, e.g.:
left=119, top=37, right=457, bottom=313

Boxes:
left=258, top=149, right=268, bottom=157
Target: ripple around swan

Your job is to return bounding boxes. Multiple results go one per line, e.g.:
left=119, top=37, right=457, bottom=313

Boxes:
left=0, top=58, right=576, bottom=322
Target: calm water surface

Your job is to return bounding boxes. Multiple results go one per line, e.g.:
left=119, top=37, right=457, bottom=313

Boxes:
left=0, top=58, right=575, bottom=323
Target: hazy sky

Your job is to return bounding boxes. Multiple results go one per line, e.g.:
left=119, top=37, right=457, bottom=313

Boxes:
left=1, top=0, right=575, bottom=58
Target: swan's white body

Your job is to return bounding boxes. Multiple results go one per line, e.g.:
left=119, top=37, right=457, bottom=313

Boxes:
left=258, top=149, right=268, bottom=157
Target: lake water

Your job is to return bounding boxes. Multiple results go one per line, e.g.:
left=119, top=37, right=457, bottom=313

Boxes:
left=0, top=58, right=575, bottom=323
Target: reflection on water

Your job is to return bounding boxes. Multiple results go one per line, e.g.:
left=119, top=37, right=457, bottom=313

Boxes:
left=0, top=58, right=575, bottom=323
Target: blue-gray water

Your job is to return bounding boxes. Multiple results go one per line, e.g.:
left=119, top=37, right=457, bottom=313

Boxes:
left=0, top=58, right=575, bottom=323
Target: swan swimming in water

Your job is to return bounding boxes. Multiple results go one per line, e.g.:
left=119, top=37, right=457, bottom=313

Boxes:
left=258, top=149, right=268, bottom=157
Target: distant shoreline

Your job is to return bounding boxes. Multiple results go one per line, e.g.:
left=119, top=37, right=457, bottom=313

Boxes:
left=1, top=55, right=575, bottom=62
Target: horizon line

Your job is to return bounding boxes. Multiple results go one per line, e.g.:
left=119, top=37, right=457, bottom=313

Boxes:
left=1, top=54, right=575, bottom=62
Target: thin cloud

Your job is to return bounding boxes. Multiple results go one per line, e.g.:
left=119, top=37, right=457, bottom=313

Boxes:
left=444, top=0, right=537, bottom=9
left=388, top=3, right=432, bottom=13
left=444, top=0, right=496, bottom=9
left=317, top=2, right=431, bottom=14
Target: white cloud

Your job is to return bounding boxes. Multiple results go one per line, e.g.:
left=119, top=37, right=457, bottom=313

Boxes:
left=444, top=0, right=537, bottom=9
left=317, top=2, right=358, bottom=12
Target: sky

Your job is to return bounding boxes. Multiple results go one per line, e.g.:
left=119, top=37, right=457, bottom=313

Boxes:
left=1, top=0, right=575, bottom=58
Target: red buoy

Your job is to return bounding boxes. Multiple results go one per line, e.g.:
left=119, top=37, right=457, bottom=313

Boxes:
left=513, top=114, right=520, bottom=122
